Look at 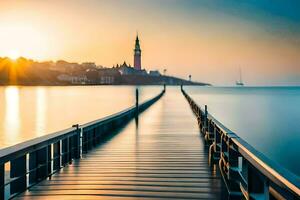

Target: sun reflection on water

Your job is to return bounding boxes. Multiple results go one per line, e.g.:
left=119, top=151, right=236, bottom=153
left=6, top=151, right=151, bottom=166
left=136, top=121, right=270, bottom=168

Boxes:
left=36, top=87, right=47, bottom=136
left=4, top=86, right=20, bottom=142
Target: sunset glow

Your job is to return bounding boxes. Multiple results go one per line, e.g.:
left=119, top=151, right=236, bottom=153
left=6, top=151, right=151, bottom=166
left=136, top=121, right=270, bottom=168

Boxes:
left=0, top=19, right=51, bottom=61
left=7, top=50, right=20, bottom=60
left=0, top=1, right=300, bottom=197
left=0, top=0, right=299, bottom=85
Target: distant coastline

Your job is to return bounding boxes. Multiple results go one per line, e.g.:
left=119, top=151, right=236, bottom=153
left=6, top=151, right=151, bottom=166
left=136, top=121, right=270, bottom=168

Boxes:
left=0, top=57, right=210, bottom=86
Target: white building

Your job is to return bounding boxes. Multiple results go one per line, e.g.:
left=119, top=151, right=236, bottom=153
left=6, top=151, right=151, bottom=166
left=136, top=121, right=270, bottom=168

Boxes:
left=57, top=74, right=88, bottom=84
left=149, top=70, right=161, bottom=76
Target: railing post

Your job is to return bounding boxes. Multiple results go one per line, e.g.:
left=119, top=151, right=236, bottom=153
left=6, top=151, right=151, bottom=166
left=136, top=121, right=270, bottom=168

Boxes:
left=92, top=128, right=97, bottom=147
left=205, top=105, right=208, bottom=123
left=246, top=162, right=270, bottom=199
left=96, top=126, right=101, bottom=144
left=47, top=145, right=52, bottom=177
left=202, top=105, right=208, bottom=135
left=210, top=124, right=220, bottom=164
left=0, top=163, right=4, bottom=200
left=29, top=151, right=37, bottom=185
left=10, top=155, right=27, bottom=195
left=72, top=124, right=81, bottom=159
left=67, top=137, right=72, bottom=164
left=53, top=141, right=61, bottom=172
left=88, top=130, right=93, bottom=150
left=78, top=128, right=82, bottom=157
left=205, top=119, right=214, bottom=144
left=37, top=147, right=48, bottom=181
left=0, top=163, right=5, bottom=199
left=226, top=137, right=241, bottom=198
left=61, top=138, right=68, bottom=166
left=136, top=88, right=139, bottom=115
left=82, top=129, right=87, bottom=154
left=214, top=126, right=221, bottom=160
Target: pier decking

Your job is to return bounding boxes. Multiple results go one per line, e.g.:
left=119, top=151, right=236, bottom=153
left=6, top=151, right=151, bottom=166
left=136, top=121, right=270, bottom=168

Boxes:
left=15, top=89, right=225, bottom=199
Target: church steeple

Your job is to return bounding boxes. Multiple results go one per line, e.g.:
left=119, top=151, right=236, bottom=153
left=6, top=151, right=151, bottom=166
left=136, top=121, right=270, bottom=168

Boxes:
left=134, top=33, right=142, bottom=70
left=135, top=35, right=141, bottom=51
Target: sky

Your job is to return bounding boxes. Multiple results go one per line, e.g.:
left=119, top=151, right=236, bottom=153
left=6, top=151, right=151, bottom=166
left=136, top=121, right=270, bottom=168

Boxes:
left=0, top=0, right=299, bottom=85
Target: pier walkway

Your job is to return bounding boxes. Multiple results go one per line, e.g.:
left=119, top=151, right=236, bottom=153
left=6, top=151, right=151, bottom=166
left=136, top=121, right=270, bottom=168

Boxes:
left=16, top=88, right=225, bottom=199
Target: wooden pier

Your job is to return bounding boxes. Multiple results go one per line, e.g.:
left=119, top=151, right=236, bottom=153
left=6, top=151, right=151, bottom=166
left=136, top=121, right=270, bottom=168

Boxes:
left=12, top=88, right=226, bottom=199
left=0, top=87, right=299, bottom=200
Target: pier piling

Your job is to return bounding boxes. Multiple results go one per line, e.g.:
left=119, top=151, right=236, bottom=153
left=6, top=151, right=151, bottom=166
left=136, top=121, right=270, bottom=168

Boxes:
left=135, top=88, right=139, bottom=115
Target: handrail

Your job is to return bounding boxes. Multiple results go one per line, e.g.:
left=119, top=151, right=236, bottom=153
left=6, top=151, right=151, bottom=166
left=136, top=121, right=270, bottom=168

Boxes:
left=0, top=127, right=77, bottom=165
left=80, top=106, right=134, bottom=129
left=233, top=137, right=300, bottom=196
left=181, top=88, right=300, bottom=200
left=0, top=89, right=165, bottom=200
left=81, top=91, right=164, bottom=129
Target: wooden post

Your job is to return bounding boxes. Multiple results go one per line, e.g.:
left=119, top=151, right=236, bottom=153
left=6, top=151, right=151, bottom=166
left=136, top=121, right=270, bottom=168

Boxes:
left=204, top=105, right=208, bottom=134
left=37, top=147, right=48, bottom=181
left=136, top=88, right=139, bottom=115
left=53, top=141, right=61, bottom=172
left=82, top=129, right=87, bottom=154
left=163, top=84, right=166, bottom=92
left=47, top=145, right=52, bottom=176
left=72, top=124, right=81, bottom=159
left=247, top=163, right=269, bottom=199
left=214, top=126, right=221, bottom=160
left=88, top=130, right=92, bottom=150
left=29, top=151, right=37, bottom=185
left=0, top=163, right=4, bottom=200
left=226, top=138, right=241, bottom=198
left=68, top=136, right=72, bottom=164
left=61, top=138, right=68, bottom=166
left=92, top=128, right=97, bottom=147
left=10, top=155, right=27, bottom=195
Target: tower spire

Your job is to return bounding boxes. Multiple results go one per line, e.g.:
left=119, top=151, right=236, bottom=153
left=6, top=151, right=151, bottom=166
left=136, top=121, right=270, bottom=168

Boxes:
left=134, top=33, right=141, bottom=70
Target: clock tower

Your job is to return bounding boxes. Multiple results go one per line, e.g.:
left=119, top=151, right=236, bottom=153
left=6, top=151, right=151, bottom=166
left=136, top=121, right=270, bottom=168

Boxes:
left=134, top=34, right=141, bottom=70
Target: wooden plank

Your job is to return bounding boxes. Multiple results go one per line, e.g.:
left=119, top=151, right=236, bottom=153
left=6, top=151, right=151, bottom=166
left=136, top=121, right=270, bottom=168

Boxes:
left=28, top=185, right=223, bottom=193
left=18, top=189, right=220, bottom=199
left=27, top=177, right=220, bottom=183
left=36, top=180, right=221, bottom=187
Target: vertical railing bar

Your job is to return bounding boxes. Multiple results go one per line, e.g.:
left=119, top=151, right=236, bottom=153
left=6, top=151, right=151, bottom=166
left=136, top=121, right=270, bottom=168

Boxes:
left=10, top=155, right=27, bottom=195
left=0, top=163, right=4, bottom=200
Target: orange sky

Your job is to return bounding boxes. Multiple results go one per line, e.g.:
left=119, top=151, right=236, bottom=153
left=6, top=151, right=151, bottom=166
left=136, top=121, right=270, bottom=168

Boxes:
left=0, top=0, right=299, bottom=85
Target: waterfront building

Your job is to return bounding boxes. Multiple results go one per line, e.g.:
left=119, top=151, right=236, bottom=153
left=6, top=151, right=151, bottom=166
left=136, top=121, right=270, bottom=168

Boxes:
left=81, top=62, right=96, bottom=68
left=149, top=70, right=161, bottom=76
left=100, top=76, right=114, bottom=84
left=118, top=62, right=136, bottom=75
left=57, top=74, right=87, bottom=84
left=98, top=68, right=120, bottom=84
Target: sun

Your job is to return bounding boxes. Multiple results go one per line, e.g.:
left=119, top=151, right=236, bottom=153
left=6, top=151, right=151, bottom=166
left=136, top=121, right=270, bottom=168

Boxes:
left=7, top=50, right=20, bottom=60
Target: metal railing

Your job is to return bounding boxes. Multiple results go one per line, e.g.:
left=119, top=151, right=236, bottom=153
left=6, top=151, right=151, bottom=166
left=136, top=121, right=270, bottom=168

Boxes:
left=181, top=88, right=300, bottom=200
left=0, top=88, right=165, bottom=200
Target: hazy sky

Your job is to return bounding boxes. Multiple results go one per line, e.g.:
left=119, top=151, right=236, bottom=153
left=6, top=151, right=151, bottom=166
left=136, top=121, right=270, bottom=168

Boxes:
left=0, top=0, right=299, bottom=85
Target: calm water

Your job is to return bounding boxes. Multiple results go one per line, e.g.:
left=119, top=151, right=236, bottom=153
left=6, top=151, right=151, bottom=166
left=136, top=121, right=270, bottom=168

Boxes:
left=0, top=85, right=299, bottom=178
left=185, top=86, right=300, bottom=178
left=0, top=86, right=162, bottom=148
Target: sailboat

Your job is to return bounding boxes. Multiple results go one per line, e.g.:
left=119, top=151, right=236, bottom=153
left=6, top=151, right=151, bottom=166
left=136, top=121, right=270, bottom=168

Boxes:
left=236, top=67, right=244, bottom=86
